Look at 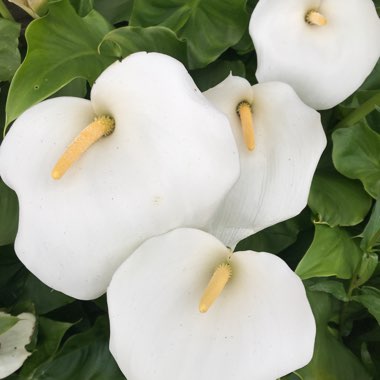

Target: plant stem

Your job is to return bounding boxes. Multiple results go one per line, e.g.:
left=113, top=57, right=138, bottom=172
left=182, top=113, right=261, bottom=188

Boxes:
left=0, top=0, right=14, bottom=20
left=339, top=264, right=361, bottom=336
left=335, top=92, right=380, bottom=130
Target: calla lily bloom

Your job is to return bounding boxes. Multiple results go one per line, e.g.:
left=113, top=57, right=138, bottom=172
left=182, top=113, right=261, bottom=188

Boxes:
left=0, top=312, right=35, bottom=379
left=108, top=228, right=316, bottom=380
left=8, top=0, right=47, bottom=18
left=249, top=0, right=380, bottom=110
left=0, top=52, right=239, bottom=300
left=204, top=75, right=326, bottom=249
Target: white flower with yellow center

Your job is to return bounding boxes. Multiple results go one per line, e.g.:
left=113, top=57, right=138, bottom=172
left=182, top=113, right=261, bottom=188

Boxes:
left=108, top=228, right=316, bottom=380
left=0, top=52, right=239, bottom=300
left=204, top=75, right=326, bottom=249
left=250, top=0, right=380, bottom=109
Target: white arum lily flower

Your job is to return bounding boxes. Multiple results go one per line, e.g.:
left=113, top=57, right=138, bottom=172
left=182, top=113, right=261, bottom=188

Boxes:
left=8, top=0, right=47, bottom=18
left=249, top=0, right=380, bottom=110
left=108, top=228, right=316, bottom=380
left=204, top=75, right=326, bottom=249
left=0, top=312, right=36, bottom=379
left=0, top=52, right=239, bottom=300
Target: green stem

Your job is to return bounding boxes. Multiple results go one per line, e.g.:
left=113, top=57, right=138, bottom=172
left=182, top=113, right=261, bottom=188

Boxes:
left=335, top=92, right=380, bottom=130
left=0, top=0, right=14, bottom=20
left=339, top=265, right=361, bottom=336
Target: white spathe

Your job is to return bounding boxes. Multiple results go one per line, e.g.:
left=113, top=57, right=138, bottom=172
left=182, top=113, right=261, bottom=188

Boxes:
left=0, top=312, right=35, bottom=379
left=0, top=52, right=239, bottom=300
left=249, top=0, right=380, bottom=110
left=204, top=75, right=326, bottom=249
left=108, top=228, right=316, bottom=380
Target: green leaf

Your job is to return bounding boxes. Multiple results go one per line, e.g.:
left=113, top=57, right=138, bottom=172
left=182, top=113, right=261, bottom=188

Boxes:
left=296, top=225, right=362, bottom=280
left=0, top=314, right=19, bottom=335
left=99, top=25, right=187, bottom=64
left=1, top=83, right=9, bottom=135
left=297, top=291, right=371, bottom=380
left=20, top=317, right=73, bottom=379
left=355, top=253, right=378, bottom=287
left=0, top=246, right=27, bottom=308
left=30, top=316, right=125, bottom=379
left=191, top=59, right=246, bottom=92
left=19, top=274, right=74, bottom=315
left=352, top=287, right=380, bottom=325
left=51, top=78, right=87, bottom=99
left=130, top=0, right=249, bottom=68
left=69, top=0, right=94, bottom=16
left=281, top=374, right=302, bottom=380
left=332, top=124, right=380, bottom=199
left=5, top=0, right=114, bottom=127
left=361, top=200, right=380, bottom=251
left=236, top=216, right=302, bottom=254
left=308, top=171, right=372, bottom=227
left=360, top=60, right=380, bottom=92
left=306, top=279, right=349, bottom=302
left=93, top=0, right=134, bottom=23
left=0, top=18, right=21, bottom=82
left=0, top=178, right=19, bottom=246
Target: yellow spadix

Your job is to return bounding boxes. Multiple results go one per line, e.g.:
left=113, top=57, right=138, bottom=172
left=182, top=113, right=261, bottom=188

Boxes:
left=199, top=262, right=232, bottom=313
left=51, top=115, right=115, bottom=180
left=237, top=101, right=255, bottom=151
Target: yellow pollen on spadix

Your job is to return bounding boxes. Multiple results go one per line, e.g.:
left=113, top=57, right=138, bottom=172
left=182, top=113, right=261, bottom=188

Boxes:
left=236, top=101, right=255, bottom=151
left=199, top=262, right=232, bottom=313
left=305, top=10, right=327, bottom=26
left=51, top=115, right=115, bottom=180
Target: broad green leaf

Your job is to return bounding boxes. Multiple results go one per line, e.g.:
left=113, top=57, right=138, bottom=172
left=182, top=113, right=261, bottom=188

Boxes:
left=360, top=341, right=380, bottom=379
left=69, top=0, right=94, bottom=16
left=0, top=178, right=18, bottom=246
left=6, top=0, right=114, bottom=127
left=1, top=83, right=9, bottom=135
left=20, top=317, right=73, bottom=379
left=279, top=226, right=315, bottom=271
left=296, top=225, right=362, bottom=280
left=51, top=78, right=87, bottom=99
left=355, top=253, right=378, bottom=287
left=360, top=59, right=380, bottom=91
left=306, top=279, right=349, bottom=302
left=0, top=314, right=19, bottom=335
left=19, top=274, right=74, bottom=315
left=94, top=0, right=134, bottom=23
left=236, top=216, right=302, bottom=254
left=191, top=59, right=246, bottom=92
left=361, top=200, right=380, bottom=251
left=232, top=28, right=254, bottom=55
left=130, top=0, right=249, bottom=68
left=31, top=316, right=125, bottom=379
left=92, top=294, right=108, bottom=312
left=281, top=374, right=302, bottom=380
left=332, top=124, right=380, bottom=199
left=297, top=291, right=371, bottom=380
left=352, top=286, right=380, bottom=325
left=308, top=171, right=372, bottom=227
left=99, top=25, right=187, bottom=64
left=0, top=246, right=27, bottom=307
left=0, top=18, right=21, bottom=82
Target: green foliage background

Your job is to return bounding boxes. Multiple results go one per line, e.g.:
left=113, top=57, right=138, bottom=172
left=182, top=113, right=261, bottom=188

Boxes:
left=0, top=0, right=379, bottom=379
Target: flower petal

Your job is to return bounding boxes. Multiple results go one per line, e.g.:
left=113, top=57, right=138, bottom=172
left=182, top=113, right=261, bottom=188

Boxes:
left=0, top=52, right=239, bottom=299
left=108, top=228, right=316, bottom=380
left=250, top=0, right=380, bottom=109
left=0, top=312, right=36, bottom=379
left=204, top=76, right=326, bottom=248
